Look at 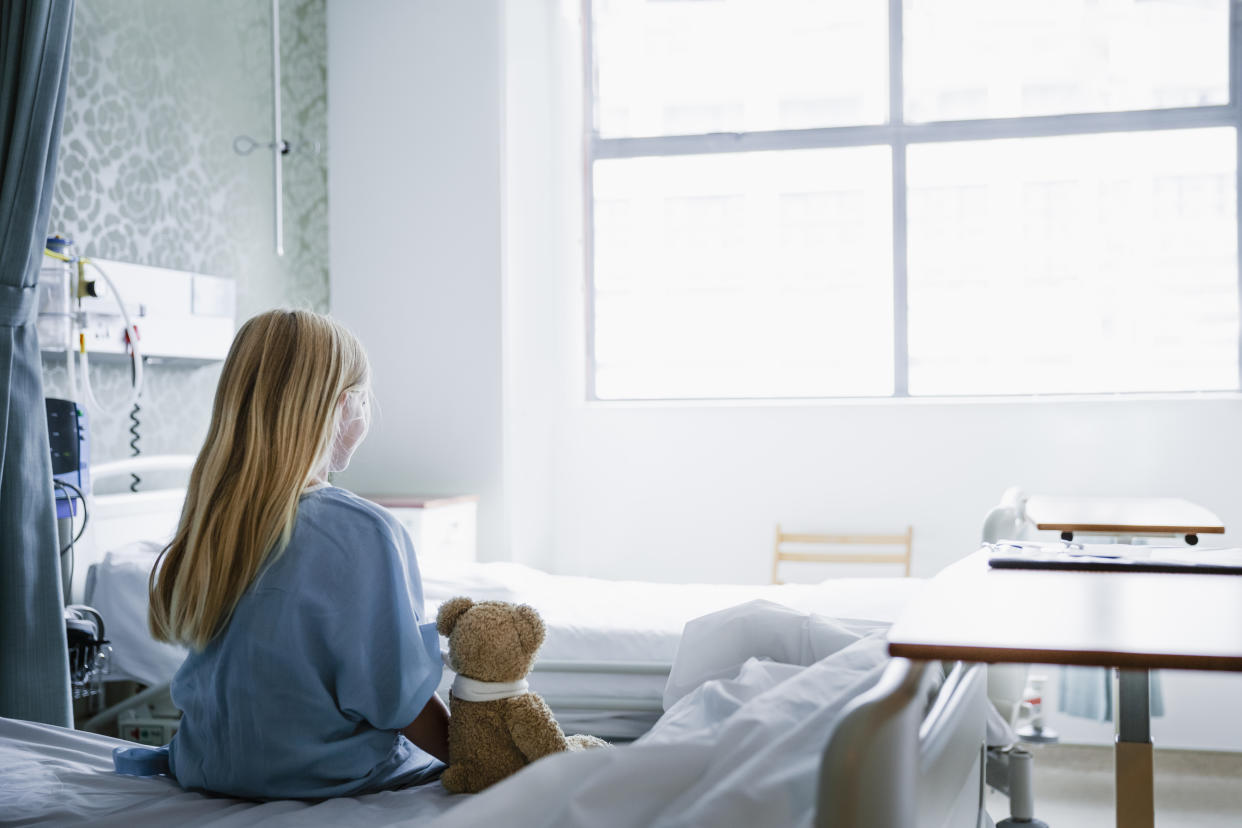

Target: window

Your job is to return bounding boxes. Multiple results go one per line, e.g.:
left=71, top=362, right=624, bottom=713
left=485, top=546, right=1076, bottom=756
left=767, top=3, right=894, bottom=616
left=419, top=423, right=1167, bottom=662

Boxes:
left=585, top=0, right=1239, bottom=400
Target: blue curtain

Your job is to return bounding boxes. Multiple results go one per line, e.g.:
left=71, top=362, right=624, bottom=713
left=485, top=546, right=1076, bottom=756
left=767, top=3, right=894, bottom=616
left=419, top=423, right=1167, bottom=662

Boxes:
left=0, top=0, right=75, bottom=727
left=1058, top=666, right=1164, bottom=722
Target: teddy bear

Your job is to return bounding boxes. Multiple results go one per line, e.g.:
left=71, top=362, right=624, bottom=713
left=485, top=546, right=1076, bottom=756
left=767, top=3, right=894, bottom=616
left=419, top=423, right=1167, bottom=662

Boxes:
left=436, top=596, right=609, bottom=794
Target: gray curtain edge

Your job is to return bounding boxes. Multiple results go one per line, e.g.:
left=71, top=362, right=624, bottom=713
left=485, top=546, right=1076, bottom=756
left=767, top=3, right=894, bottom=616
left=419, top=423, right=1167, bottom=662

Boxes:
left=1057, top=665, right=1165, bottom=722
left=0, top=0, right=76, bottom=727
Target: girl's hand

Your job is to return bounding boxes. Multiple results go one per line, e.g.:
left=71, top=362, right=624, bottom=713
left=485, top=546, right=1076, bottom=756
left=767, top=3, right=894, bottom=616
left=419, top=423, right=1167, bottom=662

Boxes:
left=402, top=693, right=450, bottom=763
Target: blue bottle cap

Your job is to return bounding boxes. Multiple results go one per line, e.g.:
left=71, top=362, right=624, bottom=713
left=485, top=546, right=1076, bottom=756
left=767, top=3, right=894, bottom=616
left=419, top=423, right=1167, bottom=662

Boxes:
left=46, top=235, right=73, bottom=254
left=112, top=744, right=171, bottom=777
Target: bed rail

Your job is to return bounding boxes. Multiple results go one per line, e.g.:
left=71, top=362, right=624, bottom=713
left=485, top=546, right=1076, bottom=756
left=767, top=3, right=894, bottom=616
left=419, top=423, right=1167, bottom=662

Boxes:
left=92, top=454, right=197, bottom=482
left=818, top=658, right=987, bottom=828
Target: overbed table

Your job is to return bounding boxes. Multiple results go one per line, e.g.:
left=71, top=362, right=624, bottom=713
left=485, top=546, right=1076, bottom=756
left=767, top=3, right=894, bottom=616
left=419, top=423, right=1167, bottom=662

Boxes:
left=887, top=549, right=1242, bottom=828
left=1023, top=495, right=1225, bottom=545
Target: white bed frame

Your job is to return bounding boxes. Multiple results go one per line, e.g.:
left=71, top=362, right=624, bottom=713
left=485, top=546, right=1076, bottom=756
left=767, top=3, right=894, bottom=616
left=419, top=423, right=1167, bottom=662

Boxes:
left=821, top=659, right=989, bottom=827
left=532, top=660, right=669, bottom=715
left=81, top=455, right=998, bottom=826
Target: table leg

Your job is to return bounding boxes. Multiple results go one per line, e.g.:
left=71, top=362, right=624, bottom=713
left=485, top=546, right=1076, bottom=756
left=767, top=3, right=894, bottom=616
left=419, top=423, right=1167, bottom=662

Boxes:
left=1115, top=668, right=1154, bottom=828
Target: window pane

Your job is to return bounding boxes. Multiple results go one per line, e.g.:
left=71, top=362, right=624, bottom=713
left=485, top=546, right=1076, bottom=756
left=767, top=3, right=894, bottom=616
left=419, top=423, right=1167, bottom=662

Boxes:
left=593, top=148, right=894, bottom=399
left=904, top=0, right=1229, bottom=122
left=592, top=0, right=888, bottom=138
left=907, top=129, right=1238, bottom=396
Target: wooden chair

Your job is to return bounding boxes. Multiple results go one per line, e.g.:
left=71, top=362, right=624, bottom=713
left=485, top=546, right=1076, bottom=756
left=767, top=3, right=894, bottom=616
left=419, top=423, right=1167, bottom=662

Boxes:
left=771, top=524, right=913, bottom=584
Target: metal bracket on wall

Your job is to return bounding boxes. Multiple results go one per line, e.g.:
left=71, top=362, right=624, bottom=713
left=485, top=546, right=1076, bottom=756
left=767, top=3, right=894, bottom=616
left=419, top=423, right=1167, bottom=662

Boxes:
left=230, top=0, right=320, bottom=257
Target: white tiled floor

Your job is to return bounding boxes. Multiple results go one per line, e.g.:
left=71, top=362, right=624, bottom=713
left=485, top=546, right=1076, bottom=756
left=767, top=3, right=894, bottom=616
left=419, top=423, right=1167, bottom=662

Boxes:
left=984, top=745, right=1242, bottom=827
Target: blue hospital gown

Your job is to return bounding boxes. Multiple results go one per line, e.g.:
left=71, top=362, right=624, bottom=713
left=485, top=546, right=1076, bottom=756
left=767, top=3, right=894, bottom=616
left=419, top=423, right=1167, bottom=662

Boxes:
left=167, top=486, right=444, bottom=800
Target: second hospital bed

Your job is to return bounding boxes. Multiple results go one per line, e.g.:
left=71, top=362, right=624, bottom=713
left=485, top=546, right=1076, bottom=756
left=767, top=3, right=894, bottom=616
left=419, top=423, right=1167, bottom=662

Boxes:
left=78, top=456, right=928, bottom=739
left=87, top=542, right=925, bottom=739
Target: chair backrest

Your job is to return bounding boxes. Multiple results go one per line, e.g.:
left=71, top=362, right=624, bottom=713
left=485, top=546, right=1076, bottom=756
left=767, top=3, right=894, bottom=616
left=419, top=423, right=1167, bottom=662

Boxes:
left=772, top=524, right=913, bottom=584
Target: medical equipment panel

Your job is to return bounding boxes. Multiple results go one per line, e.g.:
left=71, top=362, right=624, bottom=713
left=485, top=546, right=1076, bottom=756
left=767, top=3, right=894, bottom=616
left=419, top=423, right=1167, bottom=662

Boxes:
left=47, top=397, right=89, bottom=519
left=39, top=256, right=236, bottom=363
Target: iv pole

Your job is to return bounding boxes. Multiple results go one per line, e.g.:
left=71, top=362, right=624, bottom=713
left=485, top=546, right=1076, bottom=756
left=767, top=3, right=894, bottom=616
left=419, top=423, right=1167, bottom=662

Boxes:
left=270, top=0, right=284, bottom=257
left=232, top=0, right=292, bottom=257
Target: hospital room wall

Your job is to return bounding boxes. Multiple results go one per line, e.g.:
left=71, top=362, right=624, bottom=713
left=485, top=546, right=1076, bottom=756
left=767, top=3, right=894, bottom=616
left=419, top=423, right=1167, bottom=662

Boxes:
left=327, top=0, right=510, bottom=563
left=500, top=2, right=564, bottom=568
left=39, top=0, right=329, bottom=469
left=548, top=399, right=1242, bottom=583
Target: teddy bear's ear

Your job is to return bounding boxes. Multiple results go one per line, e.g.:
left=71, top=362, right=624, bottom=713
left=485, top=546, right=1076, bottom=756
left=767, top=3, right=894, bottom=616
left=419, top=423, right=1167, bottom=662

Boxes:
left=513, top=604, right=546, bottom=653
left=437, top=596, right=475, bottom=636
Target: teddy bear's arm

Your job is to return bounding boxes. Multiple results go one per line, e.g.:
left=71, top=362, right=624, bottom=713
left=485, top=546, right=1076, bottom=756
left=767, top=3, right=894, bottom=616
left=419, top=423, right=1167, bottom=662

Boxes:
left=507, top=695, right=570, bottom=762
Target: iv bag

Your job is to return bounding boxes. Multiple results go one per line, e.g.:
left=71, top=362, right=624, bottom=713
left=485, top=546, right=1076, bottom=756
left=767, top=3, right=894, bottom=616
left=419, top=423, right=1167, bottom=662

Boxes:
left=37, top=253, right=75, bottom=351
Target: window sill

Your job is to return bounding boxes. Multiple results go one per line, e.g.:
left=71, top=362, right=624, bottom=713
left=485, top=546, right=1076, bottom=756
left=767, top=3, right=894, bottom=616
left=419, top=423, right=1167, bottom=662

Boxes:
left=582, top=390, right=1242, bottom=410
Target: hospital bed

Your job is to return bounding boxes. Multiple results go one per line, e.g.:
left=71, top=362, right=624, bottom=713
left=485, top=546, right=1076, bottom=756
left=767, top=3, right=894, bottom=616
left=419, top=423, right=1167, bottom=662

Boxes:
left=0, top=621, right=991, bottom=828
left=15, top=456, right=1016, bottom=825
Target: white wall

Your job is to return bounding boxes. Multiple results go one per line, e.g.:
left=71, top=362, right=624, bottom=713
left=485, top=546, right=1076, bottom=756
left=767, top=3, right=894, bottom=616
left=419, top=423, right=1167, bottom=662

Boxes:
left=500, top=0, right=564, bottom=570
left=550, top=397, right=1242, bottom=583
left=327, top=0, right=506, bottom=559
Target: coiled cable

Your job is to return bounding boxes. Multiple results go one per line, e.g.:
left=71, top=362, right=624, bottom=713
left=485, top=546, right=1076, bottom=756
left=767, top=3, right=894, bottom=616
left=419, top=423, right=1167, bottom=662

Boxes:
left=128, top=401, right=141, bottom=493
left=128, top=349, right=142, bottom=493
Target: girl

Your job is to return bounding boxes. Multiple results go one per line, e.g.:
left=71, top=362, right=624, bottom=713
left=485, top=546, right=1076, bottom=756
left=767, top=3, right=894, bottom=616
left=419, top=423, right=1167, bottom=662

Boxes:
left=148, top=309, right=448, bottom=799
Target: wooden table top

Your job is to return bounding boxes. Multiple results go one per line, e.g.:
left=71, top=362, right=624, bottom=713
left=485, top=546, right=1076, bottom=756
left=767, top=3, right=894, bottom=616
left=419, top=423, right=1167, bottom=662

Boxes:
left=887, top=550, right=1242, bottom=672
left=1024, top=495, right=1224, bottom=536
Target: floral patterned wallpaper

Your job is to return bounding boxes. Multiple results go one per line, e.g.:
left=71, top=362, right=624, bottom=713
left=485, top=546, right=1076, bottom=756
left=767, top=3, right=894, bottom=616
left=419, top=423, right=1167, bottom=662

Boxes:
left=41, top=0, right=328, bottom=475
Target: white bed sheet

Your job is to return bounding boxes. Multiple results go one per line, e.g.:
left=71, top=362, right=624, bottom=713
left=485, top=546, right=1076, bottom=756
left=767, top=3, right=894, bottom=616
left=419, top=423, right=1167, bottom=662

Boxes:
left=0, top=716, right=460, bottom=827
left=0, top=601, right=892, bottom=828
left=422, top=559, right=923, bottom=664
left=84, top=541, right=184, bottom=687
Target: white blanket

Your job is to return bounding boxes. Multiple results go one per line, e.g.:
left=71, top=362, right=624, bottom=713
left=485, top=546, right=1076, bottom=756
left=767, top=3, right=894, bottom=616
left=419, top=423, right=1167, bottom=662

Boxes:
left=662, top=599, right=888, bottom=710
left=425, top=601, right=891, bottom=828
left=0, top=601, right=889, bottom=828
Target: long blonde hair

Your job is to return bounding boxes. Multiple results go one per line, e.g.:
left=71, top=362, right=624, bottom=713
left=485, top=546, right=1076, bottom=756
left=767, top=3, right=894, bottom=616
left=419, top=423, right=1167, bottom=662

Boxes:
left=149, top=309, right=371, bottom=649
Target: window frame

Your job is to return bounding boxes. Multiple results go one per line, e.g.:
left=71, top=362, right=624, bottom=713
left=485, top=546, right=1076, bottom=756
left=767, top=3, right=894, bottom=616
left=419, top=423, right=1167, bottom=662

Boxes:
left=582, top=0, right=1242, bottom=402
